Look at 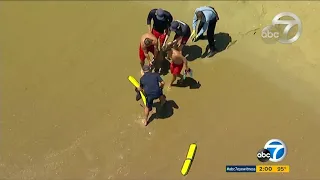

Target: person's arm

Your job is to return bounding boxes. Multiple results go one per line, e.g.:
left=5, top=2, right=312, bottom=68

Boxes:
left=174, top=36, right=183, bottom=47
left=192, top=11, right=198, bottom=31
left=167, top=33, right=180, bottom=47
left=162, top=12, right=173, bottom=48
left=162, top=30, right=170, bottom=49
left=166, top=34, right=178, bottom=47
left=196, top=20, right=209, bottom=38
left=153, top=40, right=159, bottom=62
left=147, top=10, right=154, bottom=33
left=153, top=46, right=158, bottom=63
left=143, top=48, right=152, bottom=64
left=159, top=80, right=165, bottom=89
left=163, top=30, right=170, bottom=48
left=157, top=75, right=165, bottom=88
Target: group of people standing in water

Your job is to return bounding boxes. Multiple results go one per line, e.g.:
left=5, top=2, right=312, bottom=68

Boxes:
left=136, top=6, right=219, bottom=126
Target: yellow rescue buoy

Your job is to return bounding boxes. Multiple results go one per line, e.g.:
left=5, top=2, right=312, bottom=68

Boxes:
left=128, top=76, right=146, bottom=106
left=181, top=143, right=197, bottom=176
left=181, top=159, right=192, bottom=175
left=186, top=143, right=197, bottom=159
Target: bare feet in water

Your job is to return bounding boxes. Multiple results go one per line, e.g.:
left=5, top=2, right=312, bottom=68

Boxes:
left=143, top=119, right=148, bottom=126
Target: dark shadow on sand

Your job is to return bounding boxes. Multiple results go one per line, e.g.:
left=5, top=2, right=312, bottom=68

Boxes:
left=159, top=59, right=170, bottom=76
left=182, top=45, right=202, bottom=61
left=173, top=77, right=201, bottom=89
left=153, top=50, right=171, bottom=76
left=148, top=100, right=179, bottom=125
left=215, top=32, right=232, bottom=52
left=201, top=32, right=232, bottom=58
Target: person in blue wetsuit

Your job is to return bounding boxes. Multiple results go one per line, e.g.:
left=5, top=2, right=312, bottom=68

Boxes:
left=137, top=65, right=166, bottom=126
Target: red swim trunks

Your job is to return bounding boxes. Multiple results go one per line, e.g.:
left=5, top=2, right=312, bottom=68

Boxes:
left=152, top=29, right=166, bottom=45
left=170, top=62, right=183, bottom=75
left=139, top=44, right=155, bottom=63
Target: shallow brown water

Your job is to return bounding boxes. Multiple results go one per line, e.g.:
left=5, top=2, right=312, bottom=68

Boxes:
left=1, top=1, right=320, bottom=180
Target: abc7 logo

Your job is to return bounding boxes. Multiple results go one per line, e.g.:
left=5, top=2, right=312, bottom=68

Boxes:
left=261, top=12, right=302, bottom=44
left=257, top=139, right=287, bottom=162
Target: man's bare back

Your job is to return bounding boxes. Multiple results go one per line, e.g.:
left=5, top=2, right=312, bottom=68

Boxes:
left=168, top=48, right=184, bottom=65
left=140, top=33, right=158, bottom=49
left=139, top=32, right=159, bottom=72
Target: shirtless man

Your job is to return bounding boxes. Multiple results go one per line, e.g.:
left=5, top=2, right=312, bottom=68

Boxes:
left=165, top=45, right=190, bottom=89
left=139, top=33, right=159, bottom=70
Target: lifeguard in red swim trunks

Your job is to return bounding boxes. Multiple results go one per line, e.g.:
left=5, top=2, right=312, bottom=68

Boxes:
left=139, top=33, right=158, bottom=69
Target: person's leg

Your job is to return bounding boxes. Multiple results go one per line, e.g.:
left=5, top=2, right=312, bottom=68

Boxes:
left=169, top=75, right=177, bottom=89
left=176, top=64, right=184, bottom=83
left=207, top=19, right=217, bottom=56
left=151, top=29, right=161, bottom=39
left=139, top=45, right=146, bottom=68
left=159, top=96, right=166, bottom=106
left=143, top=106, right=150, bottom=126
left=149, top=50, right=157, bottom=72
left=169, top=63, right=183, bottom=88
left=169, top=63, right=177, bottom=88
left=159, top=33, right=166, bottom=47
left=158, top=90, right=166, bottom=106
left=152, top=29, right=162, bottom=49
left=144, top=97, right=154, bottom=126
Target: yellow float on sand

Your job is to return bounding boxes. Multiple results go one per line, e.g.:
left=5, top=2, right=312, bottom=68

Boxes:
left=181, top=143, right=197, bottom=176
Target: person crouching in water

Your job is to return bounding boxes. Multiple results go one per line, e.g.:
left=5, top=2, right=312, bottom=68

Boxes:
left=137, top=65, right=166, bottom=126
left=164, top=44, right=190, bottom=89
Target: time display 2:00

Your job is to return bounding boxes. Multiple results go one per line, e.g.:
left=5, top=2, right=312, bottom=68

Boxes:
left=259, top=166, right=273, bottom=171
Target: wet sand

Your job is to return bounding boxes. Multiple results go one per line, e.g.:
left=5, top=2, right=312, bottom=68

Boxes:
left=1, top=1, right=320, bottom=179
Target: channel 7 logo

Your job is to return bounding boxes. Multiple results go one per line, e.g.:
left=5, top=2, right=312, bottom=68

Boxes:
left=261, top=12, right=302, bottom=44
left=257, top=139, right=287, bottom=162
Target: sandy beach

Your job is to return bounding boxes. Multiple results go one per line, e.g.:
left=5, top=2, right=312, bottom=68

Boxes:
left=1, top=1, right=320, bottom=179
